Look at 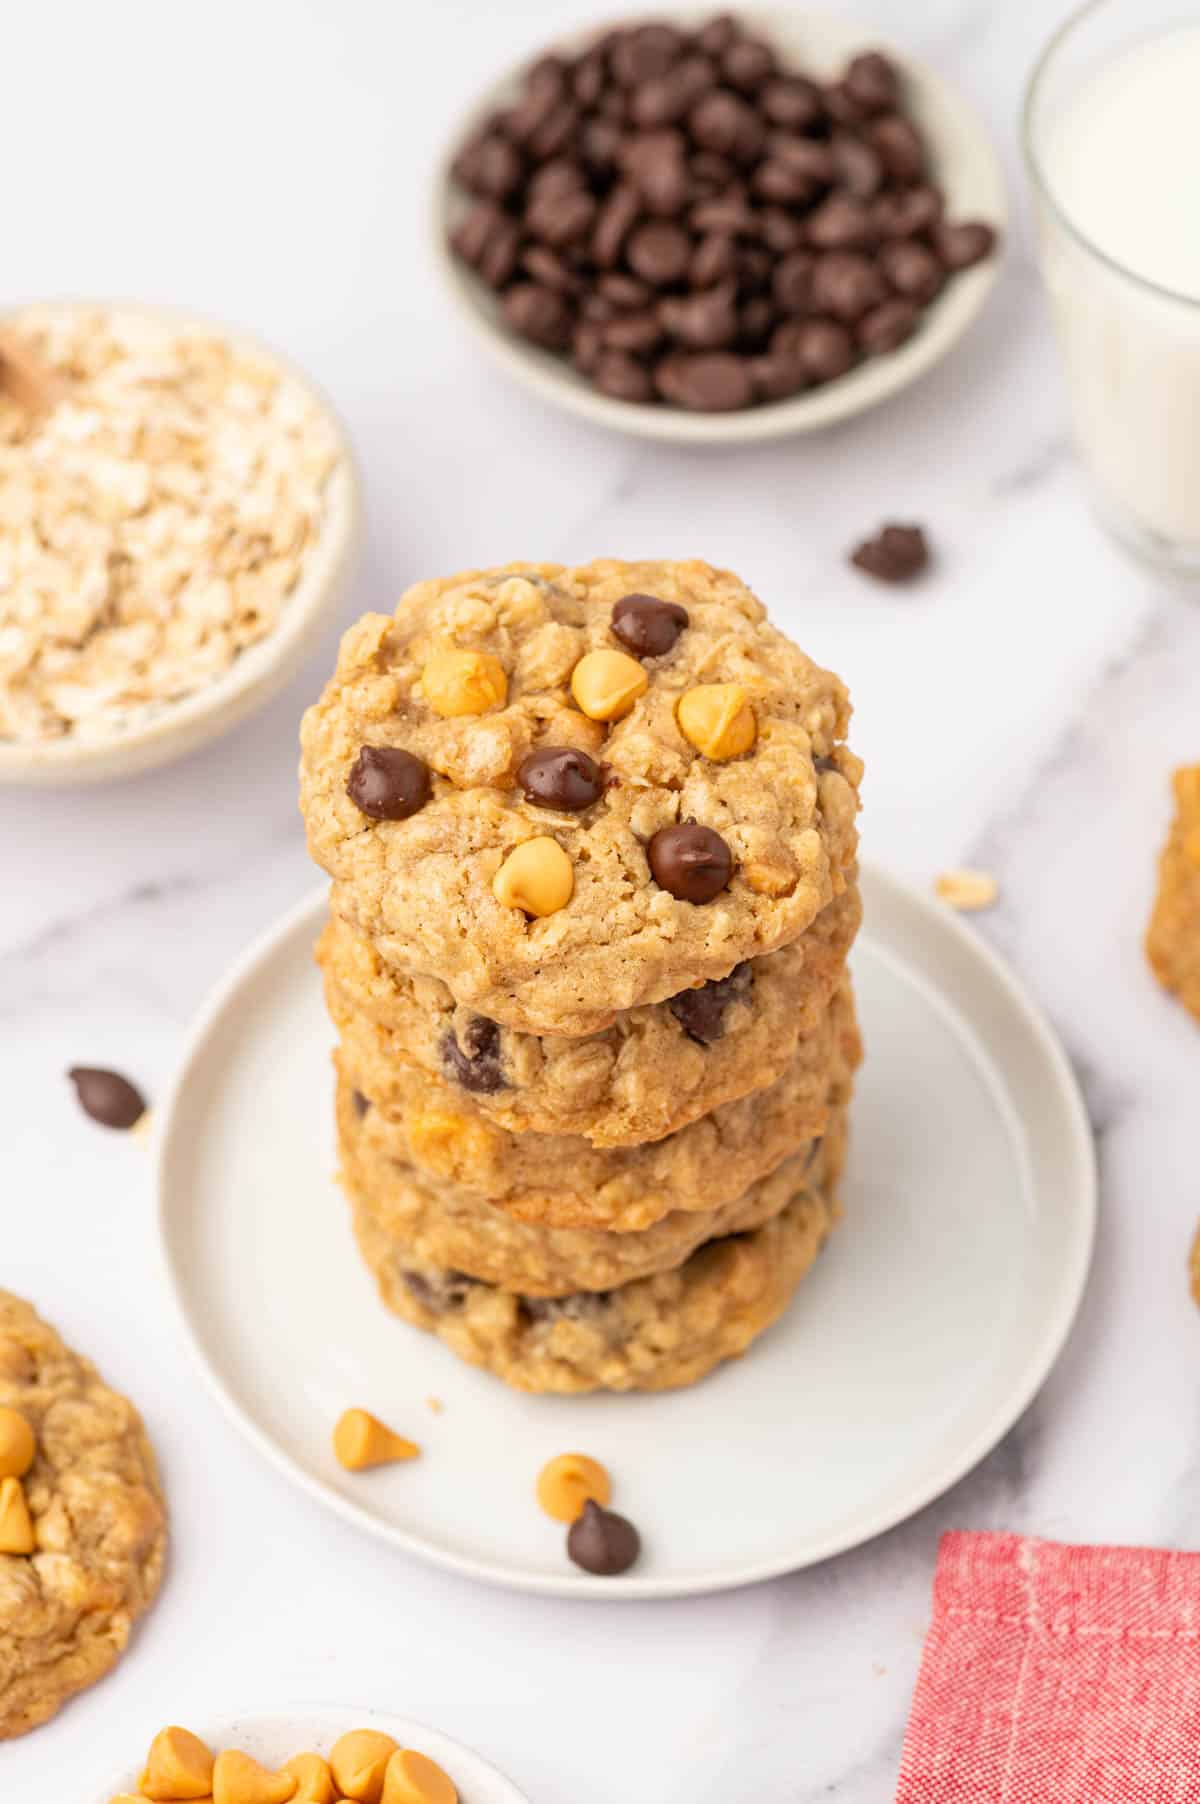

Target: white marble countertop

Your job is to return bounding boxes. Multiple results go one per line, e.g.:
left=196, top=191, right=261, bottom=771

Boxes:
left=5, top=1, right=1200, bottom=1798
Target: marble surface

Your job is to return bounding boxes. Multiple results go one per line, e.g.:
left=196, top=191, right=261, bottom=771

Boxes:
left=4, top=1, right=1199, bottom=1798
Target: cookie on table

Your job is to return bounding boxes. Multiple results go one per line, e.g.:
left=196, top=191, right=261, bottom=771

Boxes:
left=338, top=1065, right=847, bottom=1297
left=300, top=559, right=861, bottom=1036
left=335, top=979, right=860, bottom=1233
left=0, top=1293, right=166, bottom=1740
left=1147, top=765, right=1200, bottom=1022
left=318, top=878, right=860, bottom=1147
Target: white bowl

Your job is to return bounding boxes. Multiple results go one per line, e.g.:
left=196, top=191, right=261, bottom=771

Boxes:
left=94, top=1707, right=531, bottom=1804
left=434, top=8, right=1007, bottom=445
left=0, top=302, right=363, bottom=787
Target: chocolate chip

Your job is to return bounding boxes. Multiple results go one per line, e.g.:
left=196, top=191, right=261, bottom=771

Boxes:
left=831, top=131, right=884, bottom=198
left=722, top=37, right=776, bottom=94
left=689, top=231, right=737, bottom=288
left=807, top=193, right=876, bottom=250
left=451, top=203, right=520, bottom=290
left=601, top=309, right=665, bottom=355
left=346, top=746, right=432, bottom=821
left=811, top=252, right=886, bottom=322
left=844, top=50, right=899, bottom=115
left=352, top=1090, right=370, bottom=1118
left=869, top=114, right=925, bottom=183
left=749, top=350, right=807, bottom=401
left=655, top=350, right=752, bottom=411
left=631, top=54, right=716, bottom=130
left=598, top=271, right=653, bottom=309
left=503, top=283, right=573, bottom=350
left=933, top=219, right=998, bottom=270
left=627, top=220, right=692, bottom=286
left=440, top=1017, right=506, bottom=1094
left=874, top=185, right=943, bottom=239
left=459, top=133, right=524, bottom=201
left=772, top=250, right=815, bottom=315
left=621, top=129, right=690, bottom=216
left=592, top=183, right=641, bottom=268
left=760, top=208, right=805, bottom=254
left=521, top=246, right=583, bottom=295
left=611, top=593, right=689, bottom=658
left=880, top=240, right=944, bottom=305
left=68, top=1067, right=146, bottom=1130
left=567, top=1499, right=641, bottom=1576
left=647, top=821, right=733, bottom=902
left=760, top=75, right=825, bottom=131
left=669, top=961, right=752, bottom=1044
left=850, top=522, right=930, bottom=583
left=592, top=350, right=656, bottom=402
left=526, top=186, right=596, bottom=249
left=518, top=745, right=604, bottom=810
left=696, top=14, right=738, bottom=57
left=611, top=23, right=684, bottom=88
left=689, top=90, right=764, bottom=162
left=774, top=316, right=856, bottom=382
left=658, top=281, right=738, bottom=350
left=857, top=298, right=919, bottom=355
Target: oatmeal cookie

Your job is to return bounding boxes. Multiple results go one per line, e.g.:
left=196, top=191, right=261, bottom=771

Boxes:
left=319, top=877, right=859, bottom=1146
left=338, top=1066, right=848, bottom=1295
left=300, top=560, right=861, bottom=1035
left=350, top=1175, right=838, bottom=1394
left=336, top=978, right=860, bottom=1233
left=1147, top=765, right=1200, bottom=1022
left=0, top=1293, right=166, bottom=1740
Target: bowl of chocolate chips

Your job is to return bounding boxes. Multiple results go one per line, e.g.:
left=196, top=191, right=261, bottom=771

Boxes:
left=438, top=9, right=1006, bottom=442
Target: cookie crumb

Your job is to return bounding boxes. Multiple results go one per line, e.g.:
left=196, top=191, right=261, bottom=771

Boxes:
left=850, top=522, right=930, bottom=583
left=425, top=1395, right=444, bottom=1415
left=935, top=869, right=998, bottom=912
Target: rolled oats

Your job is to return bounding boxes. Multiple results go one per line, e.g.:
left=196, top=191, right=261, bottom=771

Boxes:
left=0, top=305, right=341, bottom=744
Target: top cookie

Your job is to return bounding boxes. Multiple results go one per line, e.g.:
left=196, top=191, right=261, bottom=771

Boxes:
left=300, top=559, right=861, bottom=1035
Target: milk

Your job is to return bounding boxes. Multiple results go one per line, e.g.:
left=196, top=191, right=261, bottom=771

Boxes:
left=1034, top=26, right=1200, bottom=562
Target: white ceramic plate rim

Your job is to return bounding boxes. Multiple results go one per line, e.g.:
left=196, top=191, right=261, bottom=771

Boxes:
left=157, top=864, right=1095, bottom=1600
left=0, top=297, right=363, bottom=786
left=94, top=1705, right=531, bottom=1804
left=431, top=7, right=1008, bottom=445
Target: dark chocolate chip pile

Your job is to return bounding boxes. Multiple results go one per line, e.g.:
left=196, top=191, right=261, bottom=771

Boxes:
left=449, top=16, right=998, bottom=413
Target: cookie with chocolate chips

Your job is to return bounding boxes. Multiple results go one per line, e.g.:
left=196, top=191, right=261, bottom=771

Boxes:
left=300, top=559, right=861, bottom=1035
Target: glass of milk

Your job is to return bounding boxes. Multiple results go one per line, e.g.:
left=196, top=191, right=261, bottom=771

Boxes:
left=1024, top=1, right=1200, bottom=573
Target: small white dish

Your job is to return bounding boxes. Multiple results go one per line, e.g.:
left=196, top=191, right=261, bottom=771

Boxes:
left=0, top=301, right=363, bottom=787
left=94, top=1706, right=530, bottom=1804
left=158, top=865, right=1094, bottom=1600
left=433, top=9, right=1007, bottom=445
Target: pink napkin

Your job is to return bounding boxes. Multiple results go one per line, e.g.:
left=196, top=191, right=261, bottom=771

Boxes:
left=896, top=1531, right=1200, bottom=1802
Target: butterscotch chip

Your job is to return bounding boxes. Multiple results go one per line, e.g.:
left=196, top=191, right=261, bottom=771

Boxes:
left=934, top=868, right=998, bottom=912
left=381, top=1749, right=457, bottom=1804
left=280, top=1753, right=334, bottom=1802
left=332, top=1409, right=419, bottom=1472
left=491, top=837, right=574, bottom=916
left=536, top=1453, right=612, bottom=1522
left=570, top=647, right=648, bottom=721
left=420, top=647, right=508, bottom=718
left=142, top=1726, right=216, bottom=1798
left=1148, top=765, right=1200, bottom=1023
left=330, top=1730, right=399, bottom=1803
left=0, top=1406, right=35, bottom=1479
left=0, top=1477, right=34, bottom=1554
left=676, top=684, right=756, bottom=760
left=212, top=1749, right=297, bottom=1804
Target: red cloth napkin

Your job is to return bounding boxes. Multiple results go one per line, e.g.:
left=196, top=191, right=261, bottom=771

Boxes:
left=896, top=1531, right=1200, bottom=1802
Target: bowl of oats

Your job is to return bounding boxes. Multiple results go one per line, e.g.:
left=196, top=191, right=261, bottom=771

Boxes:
left=0, top=302, right=362, bottom=783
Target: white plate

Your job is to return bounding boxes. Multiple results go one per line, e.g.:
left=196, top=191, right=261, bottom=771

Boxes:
left=433, top=9, right=1007, bottom=445
left=95, top=1707, right=529, bottom=1804
left=0, top=300, right=362, bottom=787
left=159, top=866, right=1094, bottom=1600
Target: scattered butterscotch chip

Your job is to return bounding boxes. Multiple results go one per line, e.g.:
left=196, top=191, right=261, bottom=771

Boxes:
left=280, top=1752, right=334, bottom=1802
left=491, top=836, right=574, bottom=916
left=382, top=1748, right=458, bottom=1804
left=934, top=869, right=999, bottom=913
left=0, top=1405, right=35, bottom=1479
left=330, top=1729, right=399, bottom=1803
left=332, top=1408, right=420, bottom=1472
left=0, top=1475, right=34, bottom=1554
left=212, top=1748, right=297, bottom=1804
left=1147, top=765, right=1200, bottom=1023
left=536, top=1452, right=612, bottom=1524
left=142, top=1726, right=216, bottom=1799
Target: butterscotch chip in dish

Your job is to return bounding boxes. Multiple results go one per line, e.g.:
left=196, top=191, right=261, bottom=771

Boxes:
left=349, top=1166, right=842, bottom=1395
left=1147, top=765, right=1200, bottom=1023
left=0, top=1291, right=166, bottom=1739
left=338, top=1070, right=849, bottom=1297
left=317, top=876, right=860, bottom=1147
left=333, top=977, right=860, bottom=1234
left=300, top=560, right=861, bottom=1035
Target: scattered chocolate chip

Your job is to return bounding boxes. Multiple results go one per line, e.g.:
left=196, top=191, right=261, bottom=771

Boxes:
left=346, top=745, right=432, bottom=821
left=518, top=745, right=604, bottom=810
left=850, top=522, right=930, bottom=583
left=567, top=1499, right=642, bottom=1575
left=441, top=1017, right=507, bottom=1094
left=669, top=961, right=752, bottom=1043
left=611, top=593, right=689, bottom=658
left=352, top=1090, right=370, bottom=1118
left=647, top=821, right=734, bottom=902
left=68, top=1067, right=146, bottom=1131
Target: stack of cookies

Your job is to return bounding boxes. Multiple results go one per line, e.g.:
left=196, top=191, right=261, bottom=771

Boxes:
left=299, top=559, right=862, bottom=1393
